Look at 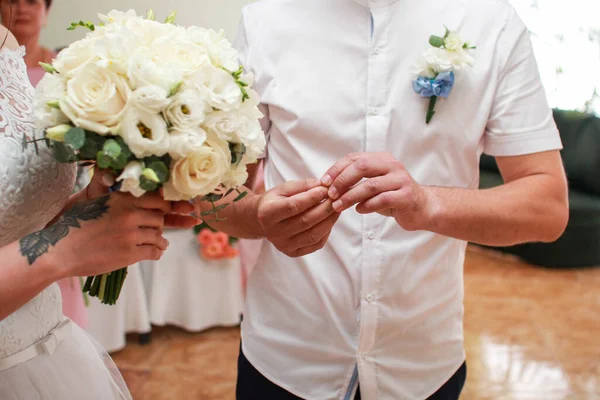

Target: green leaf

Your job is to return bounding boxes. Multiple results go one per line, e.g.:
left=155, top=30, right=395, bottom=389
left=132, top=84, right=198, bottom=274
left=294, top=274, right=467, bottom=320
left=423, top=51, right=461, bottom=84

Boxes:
left=79, top=132, right=105, bottom=160
left=165, top=11, right=177, bottom=24
left=443, top=25, right=450, bottom=39
left=46, top=100, right=60, bottom=109
left=67, top=20, right=95, bottom=32
left=114, top=137, right=132, bottom=159
left=39, top=62, right=57, bottom=74
left=103, top=139, right=121, bottom=159
left=146, top=9, right=156, bottom=21
left=429, top=35, right=445, bottom=48
left=65, top=127, right=86, bottom=150
left=97, top=151, right=112, bottom=169
left=234, top=191, right=248, bottom=202
left=52, top=141, right=78, bottom=163
left=148, top=161, right=169, bottom=183
left=110, top=152, right=129, bottom=170
left=142, top=168, right=161, bottom=183
left=139, top=175, right=159, bottom=192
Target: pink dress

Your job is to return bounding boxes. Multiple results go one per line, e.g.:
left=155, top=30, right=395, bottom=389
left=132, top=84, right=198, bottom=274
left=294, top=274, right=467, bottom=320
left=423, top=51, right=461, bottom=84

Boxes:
left=28, top=62, right=89, bottom=329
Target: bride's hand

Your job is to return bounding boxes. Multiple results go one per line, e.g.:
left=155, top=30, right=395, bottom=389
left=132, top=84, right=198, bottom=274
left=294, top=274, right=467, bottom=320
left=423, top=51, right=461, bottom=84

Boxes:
left=85, top=167, right=198, bottom=230
left=37, top=191, right=178, bottom=279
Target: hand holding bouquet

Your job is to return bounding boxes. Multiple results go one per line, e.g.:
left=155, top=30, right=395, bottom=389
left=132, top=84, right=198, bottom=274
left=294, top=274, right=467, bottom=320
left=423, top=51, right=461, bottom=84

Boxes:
left=33, top=9, right=266, bottom=304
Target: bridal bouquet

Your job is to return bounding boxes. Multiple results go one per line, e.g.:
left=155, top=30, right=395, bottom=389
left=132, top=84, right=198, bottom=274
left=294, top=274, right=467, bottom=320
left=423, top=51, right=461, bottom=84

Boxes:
left=33, top=9, right=266, bottom=305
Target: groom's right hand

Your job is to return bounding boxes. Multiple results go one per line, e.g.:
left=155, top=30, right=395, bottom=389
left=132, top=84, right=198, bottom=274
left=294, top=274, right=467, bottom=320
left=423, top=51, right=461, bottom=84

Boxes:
left=257, top=179, right=340, bottom=258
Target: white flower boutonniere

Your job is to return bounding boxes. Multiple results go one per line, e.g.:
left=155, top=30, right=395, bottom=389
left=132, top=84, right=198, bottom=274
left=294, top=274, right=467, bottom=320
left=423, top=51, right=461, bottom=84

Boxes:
left=411, top=27, right=476, bottom=124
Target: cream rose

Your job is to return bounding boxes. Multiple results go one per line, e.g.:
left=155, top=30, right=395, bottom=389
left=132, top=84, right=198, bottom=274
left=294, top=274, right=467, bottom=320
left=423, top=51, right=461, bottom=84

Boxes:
left=60, top=62, right=131, bottom=134
left=162, top=132, right=231, bottom=200
left=168, top=128, right=207, bottom=159
left=202, top=110, right=245, bottom=143
left=120, top=109, right=170, bottom=158
left=164, top=89, right=210, bottom=130
left=116, top=161, right=146, bottom=198
left=53, top=37, right=98, bottom=75
left=187, top=27, right=239, bottom=71
left=221, top=164, right=249, bottom=190
left=151, top=35, right=212, bottom=77
left=34, top=73, right=69, bottom=129
left=128, top=47, right=185, bottom=91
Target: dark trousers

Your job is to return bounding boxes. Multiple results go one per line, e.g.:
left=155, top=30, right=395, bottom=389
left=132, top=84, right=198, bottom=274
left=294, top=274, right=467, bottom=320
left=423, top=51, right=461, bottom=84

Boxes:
left=236, top=347, right=467, bottom=400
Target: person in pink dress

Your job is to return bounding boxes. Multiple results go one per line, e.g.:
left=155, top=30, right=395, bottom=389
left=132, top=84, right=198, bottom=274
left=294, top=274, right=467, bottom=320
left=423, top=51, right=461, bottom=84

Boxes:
left=0, top=0, right=88, bottom=329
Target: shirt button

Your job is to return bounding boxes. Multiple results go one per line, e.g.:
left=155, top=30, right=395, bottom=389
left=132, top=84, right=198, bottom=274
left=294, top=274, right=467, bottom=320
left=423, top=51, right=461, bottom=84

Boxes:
left=365, top=293, right=374, bottom=303
left=371, top=47, right=380, bottom=56
left=360, top=352, right=368, bottom=359
left=367, top=231, right=375, bottom=239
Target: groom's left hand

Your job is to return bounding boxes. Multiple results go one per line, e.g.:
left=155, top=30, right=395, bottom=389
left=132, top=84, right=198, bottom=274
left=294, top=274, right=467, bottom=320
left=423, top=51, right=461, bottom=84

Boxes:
left=321, top=152, right=434, bottom=231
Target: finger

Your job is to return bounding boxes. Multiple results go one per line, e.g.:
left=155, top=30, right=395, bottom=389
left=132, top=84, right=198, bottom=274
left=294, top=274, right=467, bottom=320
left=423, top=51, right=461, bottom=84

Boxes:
left=356, top=189, right=412, bottom=215
left=134, top=209, right=164, bottom=229
left=328, top=157, right=393, bottom=200
left=171, top=200, right=196, bottom=215
left=320, top=153, right=363, bottom=187
left=274, top=179, right=322, bottom=197
left=332, top=174, right=402, bottom=212
left=267, top=186, right=329, bottom=221
left=136, top=244, right=163, bottom=261
left=290, top=235, right=329, bottom=258
left=132, top=192, right=173, bottom=214
left=135, top=228, right=169, bottom=250
left=164, top=214, right=200, bottom=229
left=281, top=198, right=336, bottom=237
left=287, top=212, right=340, bottom=254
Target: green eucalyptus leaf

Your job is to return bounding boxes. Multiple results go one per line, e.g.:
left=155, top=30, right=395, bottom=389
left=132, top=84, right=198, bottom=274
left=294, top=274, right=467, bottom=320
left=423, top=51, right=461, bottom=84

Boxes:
left=79, top=132, right=105, bottom=160
left=429, top=35, right=445, bottom=48
left=201, top=193, right=224, bottom=202
left=103, top=139, right=122, bottom=159
left=139, top=175, right=159, bottom=192
left=110, top=152, right=129, bottom=170
left=52, top=141, right=78, bottom=163
left=148, top=161, right=169, bottom=183
left=65, top=127, right=86, bottom=150
left=96, top=151, right=112, bottom=169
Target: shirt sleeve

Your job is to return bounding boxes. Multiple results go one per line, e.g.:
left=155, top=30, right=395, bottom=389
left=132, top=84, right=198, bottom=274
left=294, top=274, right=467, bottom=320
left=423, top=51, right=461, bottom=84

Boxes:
left=483, top=8, right=563, bottom=157
left=233, top=8, right=271, bottom=158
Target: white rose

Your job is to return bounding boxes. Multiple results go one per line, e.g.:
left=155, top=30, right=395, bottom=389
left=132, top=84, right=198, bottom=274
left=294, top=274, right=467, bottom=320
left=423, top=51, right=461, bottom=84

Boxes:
left=128, top=47, right=184, bottom=91
left=60, top=62, right=131, bottom=134
left=151, top=35, right=212, bottom=77
left=34, top=73, right=69, bottom=129
left=191, top=64, right=242, bottom=112
left=120, top=109, right=170, bottom=158
left=202, top=110, right=245, bottom=143
left=116, top=161, right=146, bottom=198
left=53, top=37, right=99, bottom=75
left=168, top=128, right=207, bottom=159
left=164, top=89, right=210, bottom=130
left=444, top=32, right=463, bottom=52
left=131, top=85, right=170, bottom=115
left=162, top=132, right=231, bottom=200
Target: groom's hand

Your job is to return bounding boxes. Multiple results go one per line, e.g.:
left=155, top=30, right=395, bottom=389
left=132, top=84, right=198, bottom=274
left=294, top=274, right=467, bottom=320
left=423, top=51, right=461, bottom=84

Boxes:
left=258, top=179, right=340, bottom=258
left=321, top=152, right=433, bottom=231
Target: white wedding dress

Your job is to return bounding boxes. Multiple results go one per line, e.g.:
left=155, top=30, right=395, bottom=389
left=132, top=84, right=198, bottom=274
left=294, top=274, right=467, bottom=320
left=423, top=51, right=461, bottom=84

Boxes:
left=0, top=47, right=132, bottom=399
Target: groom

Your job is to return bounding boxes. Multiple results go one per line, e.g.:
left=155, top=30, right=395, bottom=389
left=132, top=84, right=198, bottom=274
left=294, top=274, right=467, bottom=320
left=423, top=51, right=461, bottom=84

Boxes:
left=198, top=0, right=568, bottom=399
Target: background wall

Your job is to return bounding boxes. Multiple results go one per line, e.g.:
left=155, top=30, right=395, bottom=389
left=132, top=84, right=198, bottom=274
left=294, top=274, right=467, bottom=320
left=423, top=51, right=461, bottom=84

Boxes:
left=41, top=0, right=255, bottom=48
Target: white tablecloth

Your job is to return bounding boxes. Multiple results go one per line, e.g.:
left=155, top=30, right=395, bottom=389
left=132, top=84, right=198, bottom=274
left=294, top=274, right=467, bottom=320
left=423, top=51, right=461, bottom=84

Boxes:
left=85, top=263, right=151, bottom=353
left=140, top=229, right=243, bottom=332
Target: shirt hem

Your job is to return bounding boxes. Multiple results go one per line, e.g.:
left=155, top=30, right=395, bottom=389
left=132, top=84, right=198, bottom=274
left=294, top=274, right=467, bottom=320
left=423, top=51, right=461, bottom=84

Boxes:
left=483, top=128, right=563, bottom=157
left=418, top=356, right=467, bottom=400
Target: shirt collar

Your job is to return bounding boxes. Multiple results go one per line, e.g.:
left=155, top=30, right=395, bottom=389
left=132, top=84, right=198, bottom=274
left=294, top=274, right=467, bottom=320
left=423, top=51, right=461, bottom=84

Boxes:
left=351, top=0, right=401, bottom=9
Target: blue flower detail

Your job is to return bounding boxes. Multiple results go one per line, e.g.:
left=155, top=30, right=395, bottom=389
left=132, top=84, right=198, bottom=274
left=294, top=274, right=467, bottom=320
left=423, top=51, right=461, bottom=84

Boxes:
left=412, top=71, right=455, bottom=98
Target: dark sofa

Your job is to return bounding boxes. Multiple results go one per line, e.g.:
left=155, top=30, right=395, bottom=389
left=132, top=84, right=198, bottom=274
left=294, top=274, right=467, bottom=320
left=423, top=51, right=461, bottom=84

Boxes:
left=478, top=109, right=600, bottom=268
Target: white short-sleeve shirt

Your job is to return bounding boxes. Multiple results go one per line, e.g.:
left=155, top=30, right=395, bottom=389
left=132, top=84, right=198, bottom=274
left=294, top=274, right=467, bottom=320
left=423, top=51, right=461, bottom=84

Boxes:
left=235, top=0, right=562, bottom=399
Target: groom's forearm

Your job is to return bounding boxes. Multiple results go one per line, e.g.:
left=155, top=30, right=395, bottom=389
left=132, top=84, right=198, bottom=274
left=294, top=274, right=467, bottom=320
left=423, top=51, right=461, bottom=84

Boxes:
left=195, top=187, right=265, bottom=239
left=423, top=171, right=568, bottom=246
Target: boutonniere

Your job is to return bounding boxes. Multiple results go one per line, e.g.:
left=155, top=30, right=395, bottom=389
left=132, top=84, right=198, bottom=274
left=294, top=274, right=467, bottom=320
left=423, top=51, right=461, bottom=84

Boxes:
left=411, top=27, right=476, bottom=124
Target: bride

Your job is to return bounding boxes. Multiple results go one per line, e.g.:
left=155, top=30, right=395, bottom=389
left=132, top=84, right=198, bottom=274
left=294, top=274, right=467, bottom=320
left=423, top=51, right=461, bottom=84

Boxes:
left=0, top=24, right=196, bottom=399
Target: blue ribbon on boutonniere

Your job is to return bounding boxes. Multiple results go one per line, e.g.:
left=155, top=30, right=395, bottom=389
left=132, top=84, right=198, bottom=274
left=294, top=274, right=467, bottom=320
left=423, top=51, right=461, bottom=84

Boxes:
left=411, top=27, right=475, bottom=124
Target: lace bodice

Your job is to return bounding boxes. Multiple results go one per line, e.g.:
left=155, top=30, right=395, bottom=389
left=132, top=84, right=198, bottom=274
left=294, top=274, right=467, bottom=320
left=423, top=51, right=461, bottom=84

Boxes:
left=0, top=47, right=76, bottom=359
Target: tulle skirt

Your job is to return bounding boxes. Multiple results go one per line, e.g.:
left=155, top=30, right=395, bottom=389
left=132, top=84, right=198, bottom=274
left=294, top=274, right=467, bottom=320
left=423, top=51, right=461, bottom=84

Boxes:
left=0, top=320, right=131, bottom=400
